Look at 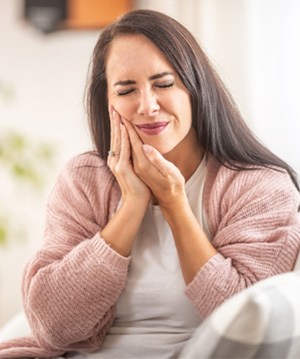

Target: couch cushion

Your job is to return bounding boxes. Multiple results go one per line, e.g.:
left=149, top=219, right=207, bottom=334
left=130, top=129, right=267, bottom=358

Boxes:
left=180, top=270, right=300, bottom=358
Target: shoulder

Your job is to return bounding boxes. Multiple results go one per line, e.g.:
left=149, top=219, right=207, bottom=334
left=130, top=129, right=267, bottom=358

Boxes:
left=49, top=151, right=117, bottom=204
left=47, top=151, right=119, bottom=225
left=58, top=151, right=113, bottom=186
left=206, top=156, right=299, bottom=201
left=63, top=151, right=107, bottom=172
left=205, top=156, right=300, bottom=230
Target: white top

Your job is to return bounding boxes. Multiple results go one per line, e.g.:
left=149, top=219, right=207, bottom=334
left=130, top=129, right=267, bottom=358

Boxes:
left=72, top=158, right=209, bottom=359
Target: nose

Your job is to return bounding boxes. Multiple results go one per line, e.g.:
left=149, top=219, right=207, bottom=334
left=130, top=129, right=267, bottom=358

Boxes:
left=137, top=90, right=160, bottom=116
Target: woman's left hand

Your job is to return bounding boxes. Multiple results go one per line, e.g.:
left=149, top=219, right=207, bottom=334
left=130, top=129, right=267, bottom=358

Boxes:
left=123, top=118, right=217, bottom=286
left=123, top=118, right=186, bottom=209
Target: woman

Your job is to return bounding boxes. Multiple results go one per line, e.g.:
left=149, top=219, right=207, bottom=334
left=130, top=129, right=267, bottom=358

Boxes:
left=1, top=9, right=300, bottom=359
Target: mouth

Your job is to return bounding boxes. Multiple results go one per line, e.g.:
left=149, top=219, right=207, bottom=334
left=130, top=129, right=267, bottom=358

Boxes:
left=135, top=121, right=169, bottom=135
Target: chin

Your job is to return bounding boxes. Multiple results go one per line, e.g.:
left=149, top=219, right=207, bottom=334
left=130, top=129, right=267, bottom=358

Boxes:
left=151, top=144, right=176, bottom=156
left=141, top=137, right=178, bottom=155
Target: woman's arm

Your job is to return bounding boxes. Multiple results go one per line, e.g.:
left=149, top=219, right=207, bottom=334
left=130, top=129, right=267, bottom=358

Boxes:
left=122, top=119, right=217, bottom=283
left=22, top=156, right=131, bottom=351
left=22, top=120, right=152, bottom=351
left=140, top=144, right=217, bottom=284
left=22, top=110, right=152, bottom=351
left=185, top=166, right=300, bottom=318
left=159, top=193, right=217, bottom=284
left=123, top=119, right=300, bottom=319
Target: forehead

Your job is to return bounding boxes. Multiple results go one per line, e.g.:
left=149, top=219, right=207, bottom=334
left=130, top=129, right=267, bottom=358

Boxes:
left=105, top=34, right=174, bottom=79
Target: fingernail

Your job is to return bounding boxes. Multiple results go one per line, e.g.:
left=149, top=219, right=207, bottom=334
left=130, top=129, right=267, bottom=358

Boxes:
left=142, top=144, right=153, bottom=154
left=112, top=109, right=116, bottom=119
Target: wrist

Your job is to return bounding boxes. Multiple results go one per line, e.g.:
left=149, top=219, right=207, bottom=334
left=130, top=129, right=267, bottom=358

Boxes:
left=121, top=194, right=150, bottom=209
left=159, top=194, right=190, bottom=222
left=101, top=196, right=149, bottom=257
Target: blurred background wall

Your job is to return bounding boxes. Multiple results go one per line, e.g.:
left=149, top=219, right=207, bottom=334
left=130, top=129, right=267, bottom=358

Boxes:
left=0, top=0, right=299, bottom=327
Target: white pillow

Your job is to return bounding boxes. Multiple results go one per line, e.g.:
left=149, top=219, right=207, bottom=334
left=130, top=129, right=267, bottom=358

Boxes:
left=0, top=312, right=31, bottom=342
left=180, top=270, right=300, bottom=358
left=294, top=251, right=300, bottom=270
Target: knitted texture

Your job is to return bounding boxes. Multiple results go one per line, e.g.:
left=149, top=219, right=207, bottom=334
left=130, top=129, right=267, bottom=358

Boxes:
left=1, top=152, right=300, bottom=358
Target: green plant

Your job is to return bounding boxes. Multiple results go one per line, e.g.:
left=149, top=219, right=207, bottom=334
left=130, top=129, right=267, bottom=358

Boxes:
left=0, top=80, right=14, bottom=103
left=0, top=80, right=55, bottom=246
left=0, top=131, right=55, bottom=246
left=0, top=131, right=54, bottom=187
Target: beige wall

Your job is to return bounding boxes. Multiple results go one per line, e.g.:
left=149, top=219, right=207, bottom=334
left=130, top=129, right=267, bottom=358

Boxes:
left=0, top=0, right=95, bottom=325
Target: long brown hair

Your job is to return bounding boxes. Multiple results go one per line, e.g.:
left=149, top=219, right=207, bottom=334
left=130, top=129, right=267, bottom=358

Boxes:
left=85, top=9, right=299, bottom=191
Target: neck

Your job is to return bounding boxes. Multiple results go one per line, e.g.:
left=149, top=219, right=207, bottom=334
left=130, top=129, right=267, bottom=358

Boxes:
left=163, top=128, right=204, bottom=182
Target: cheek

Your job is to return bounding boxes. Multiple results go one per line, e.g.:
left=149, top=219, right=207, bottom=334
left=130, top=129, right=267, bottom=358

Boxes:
left=108, top=96, right=135, bottom=120
left=180, top=95, right=192, bottom=124
left=170, top=95, right=192, bottom=125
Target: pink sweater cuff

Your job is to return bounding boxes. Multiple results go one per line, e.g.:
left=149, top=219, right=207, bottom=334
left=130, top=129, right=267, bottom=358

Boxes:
left=185, top=253, right=226, bottom=316
left=90, top=233, right=131, bottom=272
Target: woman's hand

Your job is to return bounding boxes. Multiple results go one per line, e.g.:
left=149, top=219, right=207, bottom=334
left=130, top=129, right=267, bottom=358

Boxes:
left=100, top=108, right=151, bottom=257
left=119, top=117, right=216, bottom=281
left=107, top=108, right=151, bottom=206
left=122, top=118, right=187, bottom=209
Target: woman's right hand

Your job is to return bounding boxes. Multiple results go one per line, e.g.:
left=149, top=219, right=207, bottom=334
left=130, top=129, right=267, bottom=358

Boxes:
left=107, top=107, right=151, bottom=206
left=100, top=108, right=151, bottom=257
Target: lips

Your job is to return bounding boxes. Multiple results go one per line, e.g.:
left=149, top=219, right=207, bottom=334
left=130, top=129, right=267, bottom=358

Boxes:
left=135, top=121, right=168, bottom=135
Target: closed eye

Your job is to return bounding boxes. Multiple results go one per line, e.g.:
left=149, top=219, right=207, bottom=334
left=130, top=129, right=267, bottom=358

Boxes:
left=117, top=89, right=135, bottom=96
left=156, top=82, right=174, bottom=89
left=116, top=82, right=174, bottom=96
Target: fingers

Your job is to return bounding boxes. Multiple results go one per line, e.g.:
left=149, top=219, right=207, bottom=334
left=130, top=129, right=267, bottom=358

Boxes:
left=109, top=114, right=185, bottom=206
left=108, top=107, right=122, bottom=168
left=119, top=123, right=131, bottom=163
left=122, top=118, right=168, bottom=175
left=121, top=118, right=178, bottom=179
left=108, top=106, right=115, bottom=151
left=108, top=109, right=133, bottom=173
left=142, top=144, right=181, bottom=178
left=122, top=118, right=143, bottom=150
left=122, top=119, right=144, bottom=159
left=111, top=107, right=121, bottom=154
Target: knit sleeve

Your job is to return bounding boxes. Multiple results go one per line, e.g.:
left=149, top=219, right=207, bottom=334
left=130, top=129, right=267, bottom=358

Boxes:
left=186, top=166, right=300, bottom=318
left=21, top=153, right=130, bottom=352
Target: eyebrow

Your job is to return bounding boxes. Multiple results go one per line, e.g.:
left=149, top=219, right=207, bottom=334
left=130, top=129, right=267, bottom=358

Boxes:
left=113, top=71, right=174, bottom=87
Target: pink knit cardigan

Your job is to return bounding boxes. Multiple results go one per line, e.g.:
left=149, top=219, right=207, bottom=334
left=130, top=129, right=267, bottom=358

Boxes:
left=1, top=152, right=300, bottom=358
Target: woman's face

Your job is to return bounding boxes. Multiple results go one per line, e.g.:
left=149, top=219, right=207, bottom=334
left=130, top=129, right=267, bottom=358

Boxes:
left=106, top=34, right=194, bottom=155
